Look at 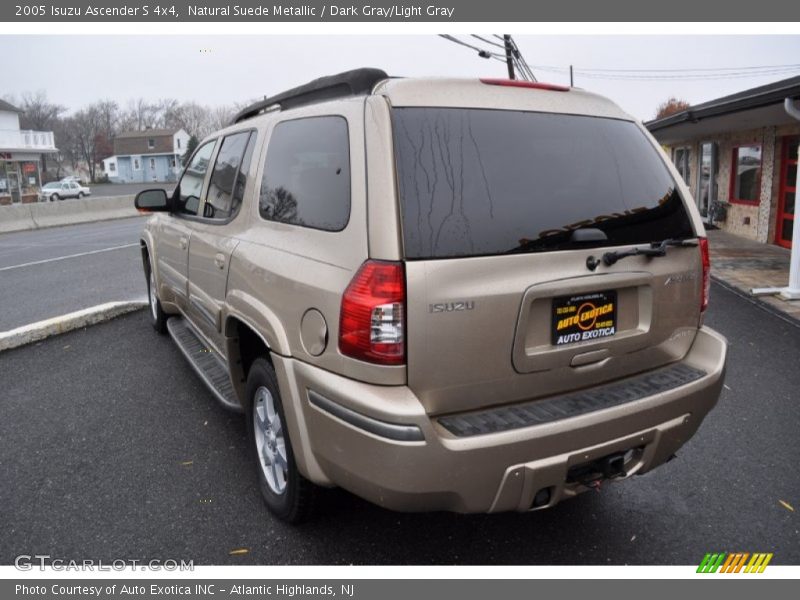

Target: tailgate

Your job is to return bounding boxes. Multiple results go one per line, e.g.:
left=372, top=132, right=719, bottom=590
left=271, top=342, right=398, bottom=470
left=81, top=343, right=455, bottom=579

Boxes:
left=405, top=248, right=702, bottom=416
left=391, top=104, right=704, bottom=416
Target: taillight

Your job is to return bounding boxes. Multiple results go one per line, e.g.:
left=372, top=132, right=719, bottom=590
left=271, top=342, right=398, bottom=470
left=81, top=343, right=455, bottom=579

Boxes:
left=339, top=260, right=405, bottom=365
left=479, top=78, right=570, bottom=92
left=700, top=237, right=711, bottom=314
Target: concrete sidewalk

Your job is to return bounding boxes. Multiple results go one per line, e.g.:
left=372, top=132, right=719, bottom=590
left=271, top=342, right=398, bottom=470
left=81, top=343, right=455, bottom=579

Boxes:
left=706, top=228, right=800, bottom=323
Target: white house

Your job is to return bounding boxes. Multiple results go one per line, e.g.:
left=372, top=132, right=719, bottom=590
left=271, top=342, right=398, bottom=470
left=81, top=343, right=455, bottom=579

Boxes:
left=102, top=128, right=190, bottom=184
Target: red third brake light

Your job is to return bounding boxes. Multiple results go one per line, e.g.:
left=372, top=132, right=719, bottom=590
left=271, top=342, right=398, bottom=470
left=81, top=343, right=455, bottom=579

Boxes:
left=480, top=78, right=570, bottom=92
left=339, top=260, right=406, bottom=366
left=700, top=237, right=711, bottom=314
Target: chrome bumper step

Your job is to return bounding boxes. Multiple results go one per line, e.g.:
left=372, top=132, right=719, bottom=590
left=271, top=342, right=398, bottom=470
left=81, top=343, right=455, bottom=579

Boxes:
left=167, top=317, right=241, bottom=412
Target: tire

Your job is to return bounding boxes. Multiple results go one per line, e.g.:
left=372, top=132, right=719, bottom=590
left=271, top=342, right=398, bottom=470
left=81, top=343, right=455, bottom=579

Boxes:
left=146, top=260, right=168, bottom=334
left=246, top=357, right=316, bottom=523
left=77, top=192, right=84, bottom=199
left=50, top=194, right=59, bottom=202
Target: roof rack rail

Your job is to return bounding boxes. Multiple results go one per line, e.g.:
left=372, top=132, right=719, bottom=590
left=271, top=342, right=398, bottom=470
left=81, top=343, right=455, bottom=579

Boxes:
left=232, top=68, right=389, bottom=124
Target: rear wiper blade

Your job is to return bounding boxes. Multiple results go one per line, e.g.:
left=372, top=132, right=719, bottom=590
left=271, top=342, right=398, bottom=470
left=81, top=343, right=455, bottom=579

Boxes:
left=587, top=238, right=698, bottom=271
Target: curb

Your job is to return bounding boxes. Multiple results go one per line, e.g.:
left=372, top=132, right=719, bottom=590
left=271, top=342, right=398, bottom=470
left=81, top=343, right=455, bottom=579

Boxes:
left=0, top=301, right=148, bottom=352
left=711, top=275, right=800, bottom=329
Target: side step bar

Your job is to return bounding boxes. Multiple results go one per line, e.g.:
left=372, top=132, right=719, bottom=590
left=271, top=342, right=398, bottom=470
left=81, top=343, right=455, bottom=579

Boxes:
left=166, top=317, right=241, bottom=412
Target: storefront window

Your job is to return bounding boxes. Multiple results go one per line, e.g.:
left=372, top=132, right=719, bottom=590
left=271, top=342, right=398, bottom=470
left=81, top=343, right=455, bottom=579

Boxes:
left=673, top=147, right=691, bottom=185
left=20, top=161, right=40, bottom=196
left=730, top=144, right=762, bottom=204
left=0, top=161, right=8, bottom=201
left=696, top=142, right=718, bottom=218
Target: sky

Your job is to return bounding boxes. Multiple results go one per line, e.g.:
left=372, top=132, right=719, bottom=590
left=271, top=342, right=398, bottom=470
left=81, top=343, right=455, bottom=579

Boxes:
left=1, top=34, right=799, bottom=121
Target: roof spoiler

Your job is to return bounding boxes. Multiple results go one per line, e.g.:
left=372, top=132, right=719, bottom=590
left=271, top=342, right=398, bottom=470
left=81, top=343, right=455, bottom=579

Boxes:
left=232, top=68, right=389, bottom=124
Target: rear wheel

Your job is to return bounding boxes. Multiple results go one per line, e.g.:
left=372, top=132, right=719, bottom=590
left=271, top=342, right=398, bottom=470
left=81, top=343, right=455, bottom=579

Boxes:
left=147, top=261, right=168, bottom=334
left=246, top=357, right=316, bottom=523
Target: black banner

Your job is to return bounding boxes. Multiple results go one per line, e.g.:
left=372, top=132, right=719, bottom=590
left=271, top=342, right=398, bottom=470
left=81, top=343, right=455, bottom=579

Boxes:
left=3, top=0, right=800, bottom=22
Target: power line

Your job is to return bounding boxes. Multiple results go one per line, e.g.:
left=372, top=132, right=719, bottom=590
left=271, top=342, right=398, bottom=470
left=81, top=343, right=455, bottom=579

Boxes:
left=438, top=34, right=504, bottom=59
left=545, top=62, right=800, bottom=74
left=470, top=34, right=505, bottom=50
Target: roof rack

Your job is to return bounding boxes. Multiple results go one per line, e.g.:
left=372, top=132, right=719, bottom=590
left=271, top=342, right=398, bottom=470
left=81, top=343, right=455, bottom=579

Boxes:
left=232, top=68, right=389, bottom=124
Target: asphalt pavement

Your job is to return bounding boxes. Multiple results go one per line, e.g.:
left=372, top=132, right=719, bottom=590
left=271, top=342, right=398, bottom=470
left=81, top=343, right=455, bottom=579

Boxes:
left=0, top=282, right=797, bottom=565
left=0, top=218, right=148, bottom=330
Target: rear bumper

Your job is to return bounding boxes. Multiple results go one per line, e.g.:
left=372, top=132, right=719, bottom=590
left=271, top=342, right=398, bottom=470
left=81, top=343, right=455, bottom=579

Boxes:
left=274, top=326, right=727, bottom=513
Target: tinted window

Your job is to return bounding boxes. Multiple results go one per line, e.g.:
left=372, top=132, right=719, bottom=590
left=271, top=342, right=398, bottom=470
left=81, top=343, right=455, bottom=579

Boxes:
left=393, top=108, right=695, bottom=259
left=176, top=140, right=216, bottom=216
left=259, top=116, right=350, bottom=231
left=204, top=131, right=252, bottom=221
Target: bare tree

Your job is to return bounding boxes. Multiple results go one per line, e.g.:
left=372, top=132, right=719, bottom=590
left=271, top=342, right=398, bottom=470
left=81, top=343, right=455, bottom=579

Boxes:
left=166, top=101, right=211, bottom=139
left=18, top=91, right=66, bottom=174
left=50, top=117, right=80, bottom=178
left=208, top=105, right=236, bottom=133
left=72, top=104, right=106, bottom=182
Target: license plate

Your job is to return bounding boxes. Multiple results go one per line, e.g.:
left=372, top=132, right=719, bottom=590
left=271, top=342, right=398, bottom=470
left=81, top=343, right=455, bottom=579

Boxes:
left=552, top=290, right=618, bottom=346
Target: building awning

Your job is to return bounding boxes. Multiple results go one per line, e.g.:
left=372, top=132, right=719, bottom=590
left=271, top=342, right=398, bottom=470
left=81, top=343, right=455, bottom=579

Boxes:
left=645, top=75, right=800, bottom=145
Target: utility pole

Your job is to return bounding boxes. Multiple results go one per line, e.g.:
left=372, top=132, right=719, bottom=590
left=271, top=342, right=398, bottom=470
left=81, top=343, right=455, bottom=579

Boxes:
left=503, top=34, right=515, bottom=80
left=570, top=65, right=574, bottom=87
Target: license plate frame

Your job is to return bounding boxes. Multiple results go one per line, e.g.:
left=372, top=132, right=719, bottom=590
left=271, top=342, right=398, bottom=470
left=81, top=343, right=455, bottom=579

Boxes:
left=552, top=290, right=618, bottom=346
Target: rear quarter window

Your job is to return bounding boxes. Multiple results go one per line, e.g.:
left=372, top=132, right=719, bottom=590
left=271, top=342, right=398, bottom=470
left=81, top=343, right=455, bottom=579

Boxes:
left=258, top=116, right=351, bottom=231
left=392, top=108, right=695, bottom=259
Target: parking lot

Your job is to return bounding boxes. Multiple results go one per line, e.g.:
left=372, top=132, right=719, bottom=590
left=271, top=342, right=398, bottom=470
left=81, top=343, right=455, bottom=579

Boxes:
left=1, top=279, right=798, bottom=565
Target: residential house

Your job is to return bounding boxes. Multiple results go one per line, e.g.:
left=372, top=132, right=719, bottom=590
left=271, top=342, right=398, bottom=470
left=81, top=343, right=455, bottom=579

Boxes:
left=0, top=98, right=58, bottom=205
left=102, top=128, right=190, bottom=184
left=645, top=76, right=800, bottom=249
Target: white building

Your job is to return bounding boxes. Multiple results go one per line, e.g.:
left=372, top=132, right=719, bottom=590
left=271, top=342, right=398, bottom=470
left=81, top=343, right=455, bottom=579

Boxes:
left=0, top=98, right=58, bottom=204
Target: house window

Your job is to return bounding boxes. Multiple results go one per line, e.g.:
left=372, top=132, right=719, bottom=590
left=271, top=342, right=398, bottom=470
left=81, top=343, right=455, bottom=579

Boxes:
left=673, top=147, right=691, bottom=185
left=148, top=138, right=155, bottom=149
left=171, top=158, right=177, bottom=168
left=176, top=138, right=181, bottom=149
left=133, top=158, right=141, bottom=170
left=730, top=144, right=762, bottom=204
left=149, top=158, right=156, bottom=170
left=109, top=162, right=116, bottom=173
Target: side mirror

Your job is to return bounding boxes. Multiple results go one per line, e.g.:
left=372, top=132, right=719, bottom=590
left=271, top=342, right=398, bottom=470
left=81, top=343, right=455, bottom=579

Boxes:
left=135, top=189, right=170, bottom=212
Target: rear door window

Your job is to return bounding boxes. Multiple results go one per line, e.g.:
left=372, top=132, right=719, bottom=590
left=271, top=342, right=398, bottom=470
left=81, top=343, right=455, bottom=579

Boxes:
left=258, top=116, right=350, bottom=231
left=392, top=108, right=695, bottom=259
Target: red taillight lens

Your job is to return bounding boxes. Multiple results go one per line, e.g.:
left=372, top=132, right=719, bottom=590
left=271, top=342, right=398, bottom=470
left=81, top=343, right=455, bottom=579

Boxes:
left=479, top=78, right=570, bottom=91
left=339, top=260, right=405, bottom=365
left=700, top=237, right=711, bottom=314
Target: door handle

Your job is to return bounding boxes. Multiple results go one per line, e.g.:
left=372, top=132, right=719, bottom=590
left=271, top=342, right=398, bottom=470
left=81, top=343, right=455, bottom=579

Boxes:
left=214, top=253, right=226, bottom=269
left=179, top=236, right=188, bottom=250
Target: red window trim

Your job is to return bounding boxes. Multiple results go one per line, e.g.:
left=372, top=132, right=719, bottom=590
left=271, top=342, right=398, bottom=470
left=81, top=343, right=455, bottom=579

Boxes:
left=729, top=143, right=763, bottom=206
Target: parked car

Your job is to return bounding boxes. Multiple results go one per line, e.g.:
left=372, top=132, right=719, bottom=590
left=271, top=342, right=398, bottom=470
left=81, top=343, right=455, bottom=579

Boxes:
left=136, top=69, right=728, bottom=523
left=39, top=180, right=90, bottom=201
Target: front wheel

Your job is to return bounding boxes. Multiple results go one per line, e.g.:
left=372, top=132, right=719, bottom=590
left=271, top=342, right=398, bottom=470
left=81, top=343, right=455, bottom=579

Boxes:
left=77, top=192, right=84, bottom=199
left=147, top=263, right=168, bottom=334
left=50, top=194, right=59, bottom=202
left=246, top=357, right=316, bottom=523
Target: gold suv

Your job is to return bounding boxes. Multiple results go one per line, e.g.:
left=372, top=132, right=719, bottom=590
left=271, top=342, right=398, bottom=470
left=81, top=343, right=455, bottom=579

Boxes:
left=136, top=69, right=728, bottom=523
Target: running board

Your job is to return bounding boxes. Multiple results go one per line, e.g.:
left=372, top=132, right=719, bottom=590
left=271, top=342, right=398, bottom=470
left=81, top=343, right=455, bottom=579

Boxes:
left=166, top=317, right=242, bottom=412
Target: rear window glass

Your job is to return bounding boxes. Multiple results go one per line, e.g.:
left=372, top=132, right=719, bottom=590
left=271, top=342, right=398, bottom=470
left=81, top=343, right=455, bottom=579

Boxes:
left=259, top=116, right=350, bottom=231
left=392, top=108, right=695, bottom=259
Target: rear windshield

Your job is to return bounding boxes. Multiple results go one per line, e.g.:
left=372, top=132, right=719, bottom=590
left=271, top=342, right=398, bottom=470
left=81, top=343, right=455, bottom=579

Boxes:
left=392, top=108, right=695, bottom=259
